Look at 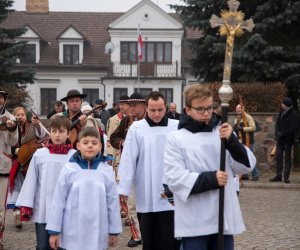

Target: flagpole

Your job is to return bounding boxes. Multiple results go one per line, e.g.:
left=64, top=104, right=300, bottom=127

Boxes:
left=137, top=23, right=141, bottom=93
left=137, top=23, right=143, bottom=93
left=137, top=45, right=140, bottom=93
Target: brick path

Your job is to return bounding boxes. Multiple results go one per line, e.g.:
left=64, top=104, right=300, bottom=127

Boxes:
left=3, top=171, right=300, bottom=249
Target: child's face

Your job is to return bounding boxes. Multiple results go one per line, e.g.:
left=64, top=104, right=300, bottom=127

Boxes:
left=50, top=126, right=69, bottom=145
left=186, top=97, right=213, bottom=124
left=76, top=136, right=102, bottom=161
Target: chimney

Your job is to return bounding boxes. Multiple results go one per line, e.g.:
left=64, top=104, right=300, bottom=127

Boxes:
left=26, top=0, right=49, bottom=13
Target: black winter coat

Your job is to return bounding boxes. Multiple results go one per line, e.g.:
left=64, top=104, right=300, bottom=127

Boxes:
left=275, top=108, right=298, bottom=145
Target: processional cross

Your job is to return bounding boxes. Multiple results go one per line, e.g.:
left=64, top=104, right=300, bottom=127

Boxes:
left=209, top=1, right=254, bottom=249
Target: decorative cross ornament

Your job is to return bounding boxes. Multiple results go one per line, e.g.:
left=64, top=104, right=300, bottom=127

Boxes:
left=210, top=0, right=254, bottom=106
left=209, top=2, right=254, bottom=250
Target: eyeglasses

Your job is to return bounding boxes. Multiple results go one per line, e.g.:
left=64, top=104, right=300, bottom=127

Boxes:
left=189, top=105, right=213, bottom=114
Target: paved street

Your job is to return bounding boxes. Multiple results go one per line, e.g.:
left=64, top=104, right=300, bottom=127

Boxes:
left=3, top=181, right=300, bottom=249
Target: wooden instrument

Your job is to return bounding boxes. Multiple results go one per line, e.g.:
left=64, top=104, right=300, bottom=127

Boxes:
left=238, top=95, right=251, bottom=148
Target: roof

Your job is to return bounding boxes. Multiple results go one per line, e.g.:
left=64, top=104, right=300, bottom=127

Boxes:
left=2, top=11, right=201, bottom=69
left=2, top=11, right=123, bottom=68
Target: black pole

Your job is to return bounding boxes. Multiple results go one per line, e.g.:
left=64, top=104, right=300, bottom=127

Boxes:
left=218, top=105, right=228, bottom=250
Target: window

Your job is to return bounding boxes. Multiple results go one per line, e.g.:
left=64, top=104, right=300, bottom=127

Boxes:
left=159, top=88, right=173, bottom=104
left=121, top=42, right=172, bottom=63
left=134, top=88, right=152, bottom=99
left=114, top=88, right=128, bottom=103
left=83, top=88, right=99, bottom=106
left=40, top=88, right=56, bottom=115
left=20, top=44, right=36, bottom=64
left=121, top=42, right=137, bottom=63
left=63, top=45, right=79, bottom=65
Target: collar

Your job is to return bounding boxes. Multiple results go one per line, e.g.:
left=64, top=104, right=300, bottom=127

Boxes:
left=178, top=112, right=220, bottom=133
left=65, top=110, right=82, bottom=122
left=45, top=139, right=73, bottom=154
left=69, top=151, right=113, bottom=169
left=145, top=114, right=168, bottom=127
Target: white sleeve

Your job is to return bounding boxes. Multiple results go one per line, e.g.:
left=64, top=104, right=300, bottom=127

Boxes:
left=117, top=126, right=139, bottom=196
left=106, top=167, right=122, bottom=234
left=231, top=146, right=256, bottom=175
left=163, top=134, right=198, bottom=203
left=16, top=152, right=39, bottom=208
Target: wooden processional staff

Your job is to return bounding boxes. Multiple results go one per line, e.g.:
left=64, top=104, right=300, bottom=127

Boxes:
left=209, top=1, right=254, bottom=249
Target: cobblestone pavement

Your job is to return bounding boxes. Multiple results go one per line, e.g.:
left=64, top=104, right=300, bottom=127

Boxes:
left=3, top=171, right=300, bottom=250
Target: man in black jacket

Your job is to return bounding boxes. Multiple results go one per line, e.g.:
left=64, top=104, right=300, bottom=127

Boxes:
left=166, top=103, right=181, bottom=120
left=270, top=97, right=299, bottom=183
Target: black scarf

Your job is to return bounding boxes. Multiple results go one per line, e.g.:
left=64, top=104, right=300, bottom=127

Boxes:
left=145, top=114, right=168, bottom=127
left=178, top=112, right=220, bottom=133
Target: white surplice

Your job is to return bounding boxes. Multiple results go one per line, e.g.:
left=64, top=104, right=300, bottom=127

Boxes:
left=46, top=162, right=122, bottom=250
left=163, top=126, right=257, bottom=237
left=16, top=148, right=76, bottom=223
left=118, top=118, right=178, bottom=213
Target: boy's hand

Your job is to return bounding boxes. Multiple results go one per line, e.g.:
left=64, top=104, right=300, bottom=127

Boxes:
left=216, top=171, right=228, bottom=187
left=49, top=235, right=59, bottom=250
left=219, top=122, right=233, bottom=140
left=108, top=235, right=118, bottom=247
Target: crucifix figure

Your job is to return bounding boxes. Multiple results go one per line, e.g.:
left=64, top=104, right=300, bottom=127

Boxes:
left=210, top=0, right=254, bottom=83
left=209, top=1, right=254, bottom=250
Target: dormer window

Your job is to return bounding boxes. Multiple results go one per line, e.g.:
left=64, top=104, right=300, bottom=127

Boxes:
left=63, top=44, right=79, bottom=65
left=58, top=26, right=87, bottom=65
left=16, top=26, right=44, bottom=64
left=20, top=43, right=36, bottom=64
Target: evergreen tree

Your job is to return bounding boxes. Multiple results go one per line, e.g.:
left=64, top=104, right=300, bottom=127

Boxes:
left=0, top=0, right=35, bottom=108
left=172, top=0, right=300, bottom=88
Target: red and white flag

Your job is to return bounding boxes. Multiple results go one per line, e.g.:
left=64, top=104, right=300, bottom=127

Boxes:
left=137, top=24, right=143, bottom=60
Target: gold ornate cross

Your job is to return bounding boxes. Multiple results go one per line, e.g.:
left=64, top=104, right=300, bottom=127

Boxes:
left=210, top=0, right=254, bottom=82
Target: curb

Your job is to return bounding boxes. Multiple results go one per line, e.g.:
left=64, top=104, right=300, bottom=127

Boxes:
left=241, top=182, right=300, bottom=189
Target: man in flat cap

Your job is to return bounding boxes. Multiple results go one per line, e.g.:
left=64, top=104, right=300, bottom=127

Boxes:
left=0, top=89, right=18, bottom=249
left=270, top=97, right=299, bottom=183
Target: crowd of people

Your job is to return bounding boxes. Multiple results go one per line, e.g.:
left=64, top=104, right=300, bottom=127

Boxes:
left=0, top=85, right=299, bottom=250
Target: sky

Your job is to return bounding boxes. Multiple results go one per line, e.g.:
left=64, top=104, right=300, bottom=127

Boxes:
left=12, top=0, right=184, bottom=12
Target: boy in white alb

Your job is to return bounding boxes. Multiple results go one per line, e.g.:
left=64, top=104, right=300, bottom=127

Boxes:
left=47, top=127, right=122, bottom=250
left=163, top=85, right=256, bottom=250
left=16, top=117, right=75, bottom=250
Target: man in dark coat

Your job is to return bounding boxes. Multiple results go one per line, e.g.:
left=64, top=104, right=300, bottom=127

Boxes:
left=166, top=103, right=181, bottom=120
left=270, top=97, right=299, bottom=183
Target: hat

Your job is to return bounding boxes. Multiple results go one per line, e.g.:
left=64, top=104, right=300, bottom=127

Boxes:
left=61, top=89, right=87, bottom=102
left=0, top=88, right=8, bottom=98
left=118, top=95, right=130, bottom=103
left=81, top=104, right=93, bottom=113
left=94, top=99, right=108, bottom=108
left=282, top=97, right=292, bottom=107
left=127, top=93, right=145, bottom=103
